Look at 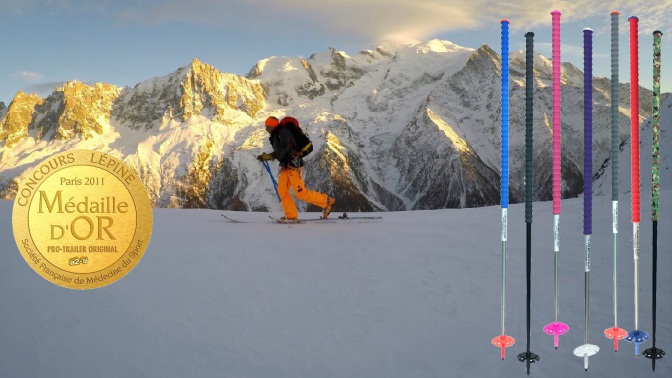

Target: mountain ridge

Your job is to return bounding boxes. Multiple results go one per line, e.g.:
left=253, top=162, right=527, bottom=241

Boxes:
left=0, top=40, right=666, bottom=212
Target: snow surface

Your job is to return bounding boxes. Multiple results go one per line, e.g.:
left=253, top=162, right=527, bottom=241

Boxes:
left=1, top=191, right=670, bottom=377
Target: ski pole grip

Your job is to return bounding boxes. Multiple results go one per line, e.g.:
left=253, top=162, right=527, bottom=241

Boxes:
left=500, top=19, right=510, bottom=209
left=611, top=11, right=620, bottom=201
left=525, top=32, right=534, bottom=224
left=652, top=30, right=662, bottom=221
left=629, top=16, right=640, bottom=223
left=584, top=28, right=593, bottom=235
left=551, top=10, right=562, bottom=215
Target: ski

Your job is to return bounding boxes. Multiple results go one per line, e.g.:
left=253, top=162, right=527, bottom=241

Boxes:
left=269, top=216, right=339, bottom=224
left=221, top=214, right=250, bottom=223
left=222, top=214, right=332, bottom=224
left=269, top=213, right=382, bottom=224
left=222, top=213, right=382, bottom=224
left=337, top=212, right=382, bottom=220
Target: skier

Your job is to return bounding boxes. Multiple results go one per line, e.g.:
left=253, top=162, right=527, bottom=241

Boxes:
left=257, top=116, right=335, bottom=220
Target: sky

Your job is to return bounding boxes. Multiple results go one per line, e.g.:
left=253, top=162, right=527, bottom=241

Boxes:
left=1, top=0, right=671, bottom=105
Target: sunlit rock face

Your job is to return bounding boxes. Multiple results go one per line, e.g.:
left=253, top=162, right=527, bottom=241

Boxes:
left=0, top=41, right=661, bottom=211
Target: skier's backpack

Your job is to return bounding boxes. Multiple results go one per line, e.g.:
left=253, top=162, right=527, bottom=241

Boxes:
left=279, top=116, right=313, bottom=157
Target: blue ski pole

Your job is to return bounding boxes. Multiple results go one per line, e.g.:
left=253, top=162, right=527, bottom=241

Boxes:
left=262, top=160, right=280, bottom=202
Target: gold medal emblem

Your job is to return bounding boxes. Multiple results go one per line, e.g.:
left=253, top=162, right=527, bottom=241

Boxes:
left=12, top=150, right=153, bottom=289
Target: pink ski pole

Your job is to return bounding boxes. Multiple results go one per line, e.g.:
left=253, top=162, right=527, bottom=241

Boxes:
left=543, top=9, right=569, bottom=350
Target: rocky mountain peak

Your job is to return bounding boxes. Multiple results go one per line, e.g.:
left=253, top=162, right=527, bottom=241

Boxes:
left=508, top=49, right=583, bottom=85
left=178, top=58, right=265, bottom=123
left=113, top=58, right=266, bottom=130
left=40, top=81, right=122, bottom=140
left=0, top=92, right=44, bottom=147
left=1, top=39, right=666, bottom=212
left=473, top=44, right=500, bottom=63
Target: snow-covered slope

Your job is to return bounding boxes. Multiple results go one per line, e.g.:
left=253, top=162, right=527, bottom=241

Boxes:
left=0, top=40, right=664, bottom=212
left=1, top=191, right=670, bottom=377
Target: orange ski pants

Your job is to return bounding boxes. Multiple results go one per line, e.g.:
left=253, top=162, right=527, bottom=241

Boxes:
left=277, top=167, right=328, bottom=219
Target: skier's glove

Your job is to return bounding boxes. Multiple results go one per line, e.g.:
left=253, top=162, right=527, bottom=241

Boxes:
left=256, top=152, right=274, bottom=161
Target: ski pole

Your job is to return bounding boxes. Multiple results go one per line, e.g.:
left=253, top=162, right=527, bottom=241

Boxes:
left=492, top=18, right=515, bottom=361
left=544, top=9, right=570, bottom=350
left=516, top=31, right=539, bottom=376
left=643, top=30, right=665, bottom=370
left=262, top=160, right=281, bottom=202
left=604, top=9, right=628, bottom=352
left=573, top=28, right=599, bottom=371
left=625, top=15, right=649, bottom=357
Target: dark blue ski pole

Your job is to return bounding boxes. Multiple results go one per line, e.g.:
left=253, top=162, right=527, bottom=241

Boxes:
left=262, top=160, right=280, bottom=202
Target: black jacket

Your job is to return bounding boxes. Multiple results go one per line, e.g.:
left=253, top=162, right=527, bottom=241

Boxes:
left=269, top=126, right=304, bottom=168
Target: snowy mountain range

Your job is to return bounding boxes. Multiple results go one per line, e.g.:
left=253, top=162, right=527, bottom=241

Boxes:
left=0, top=39, right=666, bottom=211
